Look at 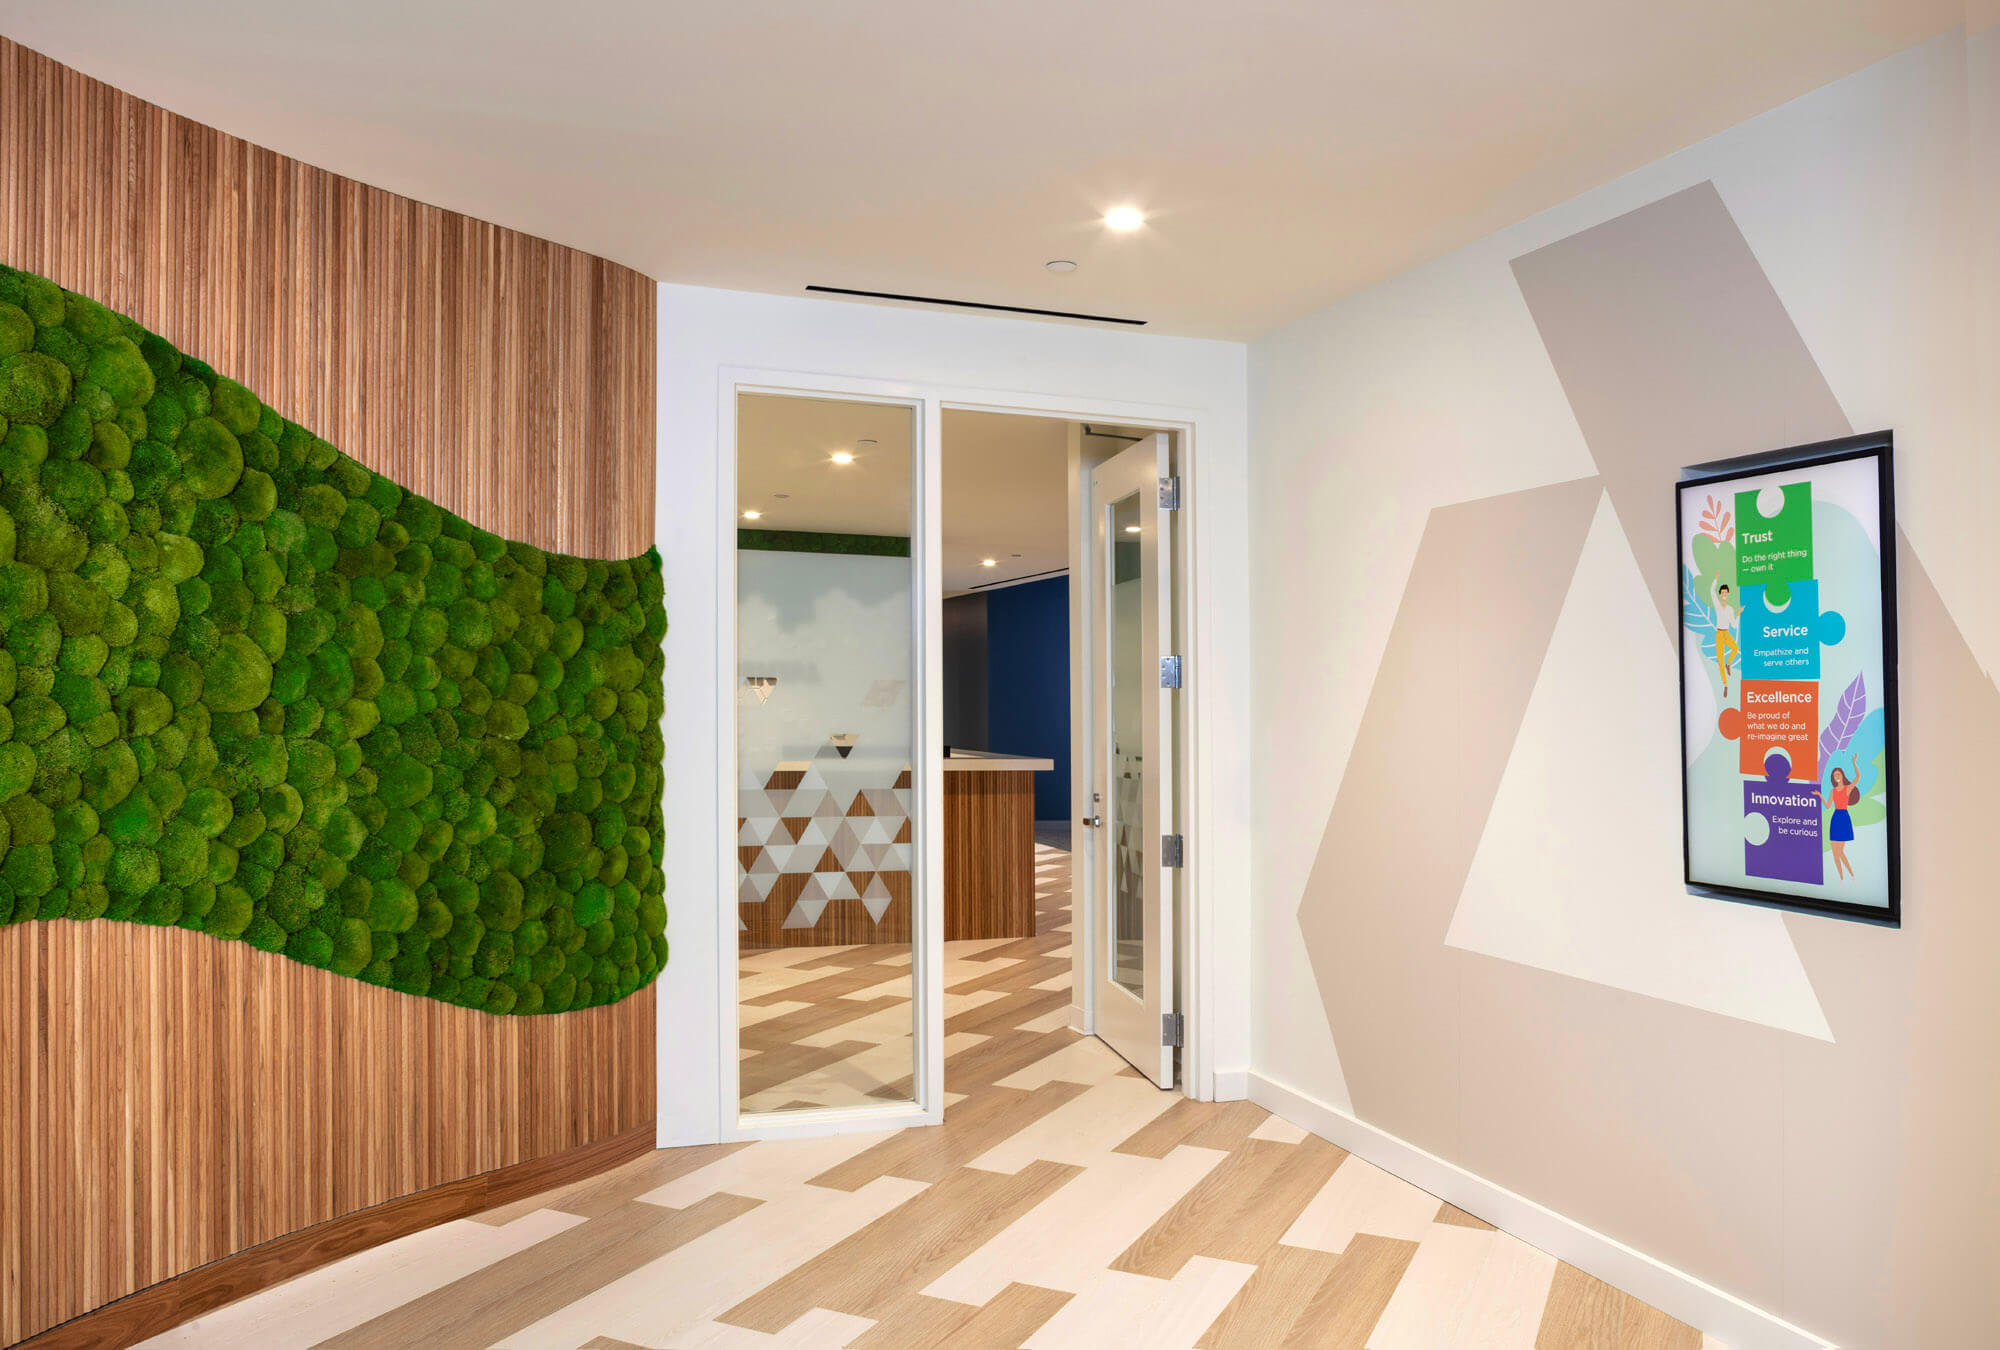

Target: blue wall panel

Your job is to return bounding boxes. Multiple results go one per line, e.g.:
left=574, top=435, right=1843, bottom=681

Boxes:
left=984, top=577, right=1071, bottom=820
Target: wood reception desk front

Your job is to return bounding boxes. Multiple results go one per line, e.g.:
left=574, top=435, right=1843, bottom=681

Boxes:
left=944, top=751, right=1054, bottom=941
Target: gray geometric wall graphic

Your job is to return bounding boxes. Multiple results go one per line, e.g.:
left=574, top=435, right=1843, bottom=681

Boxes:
left=1296, top=475, right=1602, bottom=1146
left=1508, top=181, right=1853, bottom=639
left=1293, top=177, right=2000, bottom=1342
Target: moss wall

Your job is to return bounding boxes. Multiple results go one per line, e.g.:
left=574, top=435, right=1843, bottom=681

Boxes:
left=737, top=528, right=910, bottom=557
left=0, top=264, right=666, bottom=1015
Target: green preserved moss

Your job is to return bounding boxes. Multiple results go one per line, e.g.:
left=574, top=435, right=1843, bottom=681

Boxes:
left=0, top=265, right=666, bottom=1014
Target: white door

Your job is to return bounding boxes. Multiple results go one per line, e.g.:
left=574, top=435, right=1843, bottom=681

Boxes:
left=1087, top=434, right=1175, bottom=1087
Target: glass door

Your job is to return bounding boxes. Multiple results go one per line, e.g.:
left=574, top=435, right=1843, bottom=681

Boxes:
left=734, top=393, right=920, bottom=1117
left=1087, top=433, right=1175, bottom=1087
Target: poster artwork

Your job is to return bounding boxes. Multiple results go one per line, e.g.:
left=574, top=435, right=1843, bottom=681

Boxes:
left=1677, top=436, right=1899, bottom=924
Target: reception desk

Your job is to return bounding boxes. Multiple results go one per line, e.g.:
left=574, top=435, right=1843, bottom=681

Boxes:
left=944, top=751, right=1055, bottom=941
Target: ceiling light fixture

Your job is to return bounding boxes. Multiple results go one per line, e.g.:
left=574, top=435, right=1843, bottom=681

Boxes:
left=830, top=451, right=855, bottom=465
left=743, top=510, right=762, bottom=520
left=980, top=558, right=997, bottom=568
left=1124, top=524, right=1141, bottom=534
left=1045, top=259, right=1077, bottom=273
left=1103, top=206, right=1145, bottom=232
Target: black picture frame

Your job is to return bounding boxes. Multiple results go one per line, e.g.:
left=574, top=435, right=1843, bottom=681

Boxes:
left=1675, top=431, right=1900, bottom=927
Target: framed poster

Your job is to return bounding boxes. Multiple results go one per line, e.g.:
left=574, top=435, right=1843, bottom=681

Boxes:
left=1676, top=431, right=1899, bottom=925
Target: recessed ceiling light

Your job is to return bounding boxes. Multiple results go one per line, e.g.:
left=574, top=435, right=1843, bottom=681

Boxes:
left=980, top=558, right=997, bottom=567
left=1046, top=259, right=1077, bottom=274
left=858, top=438, right=877, bottom=446
left=1124, top=524, right=1141, bottom=534
left=742, top=510, right=762, bottom=521
left=1103, top=206, right=1145, bottom=232
left=830, top=451, right=855, bottom=465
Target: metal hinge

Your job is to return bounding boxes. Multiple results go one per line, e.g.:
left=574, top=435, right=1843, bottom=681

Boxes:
left=1158, top=476, right=1181, bottom=510
left=1163, top=1012, right=1185, bottom=1048
left=1159, top=655, right=1182, bottom=689
left=1161, top=834, right=1184, bottom=868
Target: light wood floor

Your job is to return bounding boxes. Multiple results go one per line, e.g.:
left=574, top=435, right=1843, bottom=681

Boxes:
left=140, top=845, right=1724, bottom=1349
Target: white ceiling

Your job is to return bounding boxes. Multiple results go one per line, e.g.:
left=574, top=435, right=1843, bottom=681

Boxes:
left=0, top=2, right=1959, bottom=338
left=737, top=397, right=1073, bottom=592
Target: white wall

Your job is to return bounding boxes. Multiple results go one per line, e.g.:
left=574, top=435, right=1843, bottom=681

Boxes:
left=1247, top=30, right=1995, bottom=1347
left=657, top=285, right=1249, bottom=1143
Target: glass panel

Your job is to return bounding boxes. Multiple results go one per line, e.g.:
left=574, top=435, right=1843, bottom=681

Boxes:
left=1109, top=493, right=1144, bottom=996
left=736, top=394, right=915, bottom=1114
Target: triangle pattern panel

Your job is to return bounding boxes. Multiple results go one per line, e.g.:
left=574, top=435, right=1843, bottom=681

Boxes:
left=738, top=763, right=916, bottom=944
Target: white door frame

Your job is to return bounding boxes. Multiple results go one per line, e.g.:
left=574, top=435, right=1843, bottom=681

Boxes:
left=712, top=367, right=1220, bottom=1143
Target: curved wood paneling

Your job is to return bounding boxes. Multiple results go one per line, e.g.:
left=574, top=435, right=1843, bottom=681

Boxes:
left=0, top=34, right=658, bottom=1348
left=0, top=33, right=655, bottom=560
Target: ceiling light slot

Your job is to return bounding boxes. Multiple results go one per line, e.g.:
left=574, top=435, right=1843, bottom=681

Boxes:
left=806, top=285, right=1145, bottom=326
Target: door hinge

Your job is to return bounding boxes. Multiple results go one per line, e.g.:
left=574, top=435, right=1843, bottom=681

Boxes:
left=1161, top=833, right=1184, bottom=868
left=1159, top=655, right=1182, bottom=689
left=1163, top=1012, right=1185, bottom=1048
left=1158, top=476, right=1181, bottom=510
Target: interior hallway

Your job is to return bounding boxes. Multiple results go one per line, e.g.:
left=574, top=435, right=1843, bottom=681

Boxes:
left=139, top=844, right=1721, bottom=1349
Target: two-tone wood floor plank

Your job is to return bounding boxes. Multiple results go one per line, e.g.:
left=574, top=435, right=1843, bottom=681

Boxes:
left=138, top=843, right=1721, bottom=1350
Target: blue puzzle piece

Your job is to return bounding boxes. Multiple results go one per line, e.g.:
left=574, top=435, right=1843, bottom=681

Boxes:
left=1738, top=580, right=1845, bottom=682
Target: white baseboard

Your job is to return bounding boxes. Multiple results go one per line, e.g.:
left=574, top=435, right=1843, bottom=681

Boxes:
left=1248, top=1072, right=1833, bottom=1350
left=1210, top=1067, right=1249, bottom=1102
left=1068, top=1004, right=1088, bottom=1034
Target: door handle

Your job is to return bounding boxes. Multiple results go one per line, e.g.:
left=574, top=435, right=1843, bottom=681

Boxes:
left=1080, top=815, right=1103, bottom=828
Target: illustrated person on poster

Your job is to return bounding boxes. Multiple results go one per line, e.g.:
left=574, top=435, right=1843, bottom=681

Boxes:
left=1710, top=579, right=1739, bottom=696
left=1823, top=754, right=1861, bottom=880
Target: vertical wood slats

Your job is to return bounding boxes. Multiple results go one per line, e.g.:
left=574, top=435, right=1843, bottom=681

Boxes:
left=0, top=34, right=657, bottom=558
left=0, top=35, right=659, bottom=1347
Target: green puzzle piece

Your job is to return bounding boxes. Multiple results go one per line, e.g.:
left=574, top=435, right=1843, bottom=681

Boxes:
left=1735, top=481, right=1813, bottom=606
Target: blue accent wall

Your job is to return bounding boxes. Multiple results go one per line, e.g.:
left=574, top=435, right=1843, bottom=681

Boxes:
left=984, top=577, right=1071, bottom=820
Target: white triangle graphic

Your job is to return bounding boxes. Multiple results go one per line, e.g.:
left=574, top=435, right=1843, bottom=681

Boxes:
left=1445, top=493, right=1831, bottom=1041
left=861, top=875, right=893, bottom=922
left=785, top=897, right=828, bottom=929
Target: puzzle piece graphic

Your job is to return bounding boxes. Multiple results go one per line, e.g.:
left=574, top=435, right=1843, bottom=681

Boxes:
left=1743, top=750, right=1823, bottom=886
left=1738, top=580, right=1844, bottom=682
left=1717, top=679, right=1818, bottom=780
left=1735, top=481, right=1813, bottom=602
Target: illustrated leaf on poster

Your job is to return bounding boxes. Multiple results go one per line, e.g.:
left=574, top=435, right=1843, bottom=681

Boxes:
left=1817, top=672, right=1867, bottom=764
left=1698, top=493, right=1734, bottom=543
left=1680, top=565, right=1717, bottom=659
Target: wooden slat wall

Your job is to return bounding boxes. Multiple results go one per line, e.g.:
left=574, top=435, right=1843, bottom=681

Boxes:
left=0, top=34, right=655, bottom=558
left=0, top=35, right=659, bottom=1347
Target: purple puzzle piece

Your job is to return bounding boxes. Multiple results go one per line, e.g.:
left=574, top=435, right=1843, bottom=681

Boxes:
left=1744, top=750, right=1823, bottom=886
